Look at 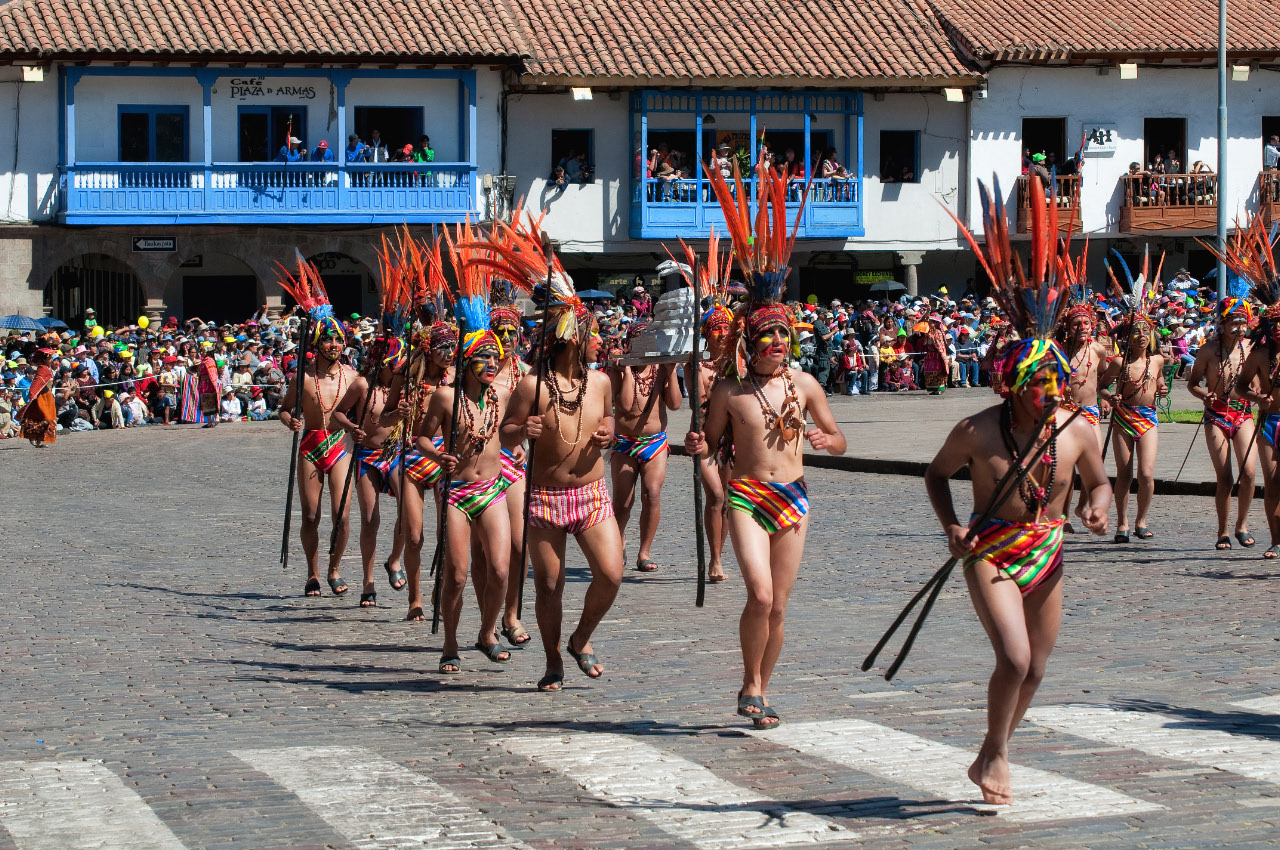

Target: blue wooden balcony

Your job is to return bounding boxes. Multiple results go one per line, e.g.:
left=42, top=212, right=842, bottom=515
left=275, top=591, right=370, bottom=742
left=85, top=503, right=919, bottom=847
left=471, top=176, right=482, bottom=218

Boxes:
left=60, top=162, right=477, bottom=225
left=631, top=176, right=863, bottom=239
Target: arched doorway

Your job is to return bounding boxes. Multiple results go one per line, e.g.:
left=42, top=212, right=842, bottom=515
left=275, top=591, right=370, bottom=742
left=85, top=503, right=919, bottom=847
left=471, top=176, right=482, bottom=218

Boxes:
left=44, top=254, right=143, bottom=328
left=166, top=253, right=261, bottom=323
left=289, top=252, right=374, bottom=319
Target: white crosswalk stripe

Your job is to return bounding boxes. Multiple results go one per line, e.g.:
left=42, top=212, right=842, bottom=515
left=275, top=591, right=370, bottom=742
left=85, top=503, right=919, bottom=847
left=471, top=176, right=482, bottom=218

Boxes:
left=750, top=719, right=1162, bottom=823
left=501, top=732, right=851, bottom=849
left=1232, top=695, right=1280, bottom=713
left=0, top=759, right=187, bottom=850
left=1027, top=704, right=1280, bottom=786
left=232, top=746, right=531, bottom=850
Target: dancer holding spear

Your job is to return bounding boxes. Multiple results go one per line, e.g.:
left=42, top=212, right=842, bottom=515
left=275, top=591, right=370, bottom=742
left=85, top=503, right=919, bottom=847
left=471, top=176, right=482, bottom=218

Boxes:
left=1221, top=217, right=1280, bottom=557
left=277, top=258, right=364, bottom=596
left=341, top=236, right=413, bottom=606
left=381, top=236, right=455, bottom=621
left=919, top=175, right=1112, bottom=805
left=494, top=216, right=622, bottom=692
left=684, top=156, right=845, bottom=729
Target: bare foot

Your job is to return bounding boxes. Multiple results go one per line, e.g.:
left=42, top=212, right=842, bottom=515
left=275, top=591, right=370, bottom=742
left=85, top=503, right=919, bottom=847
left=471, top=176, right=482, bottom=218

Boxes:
left=708, top=560, right=728, bottom=582
left=405, top=606, right=425, bottom=622
left=968, top=746, right=1013, bottom=805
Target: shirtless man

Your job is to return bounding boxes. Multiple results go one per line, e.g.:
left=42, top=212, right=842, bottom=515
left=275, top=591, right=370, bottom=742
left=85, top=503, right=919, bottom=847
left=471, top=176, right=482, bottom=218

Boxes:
left=690, top=301, right=735, bottom=582
left=1099, top=314, right=1167, bottom=542
left=925, top=341, right=1111, bottom=805
left=684, top=306, right=846, bottom=729
left=1186, top=299, right=1258, bottom=550
left=381, top=324, right=455, bottom=621
left=279, top=314, right=363, bottom=597
left=347, top=338, right=409, bottom=607
left=1058, top=305, right=1111, bottom=527
left=471, top=299, right=533, bottom=647
left=610, top=330, right=682, bottom=572
left=422, top=322, right=518, bottom=673
left=501, top=306, right=622, bottom=691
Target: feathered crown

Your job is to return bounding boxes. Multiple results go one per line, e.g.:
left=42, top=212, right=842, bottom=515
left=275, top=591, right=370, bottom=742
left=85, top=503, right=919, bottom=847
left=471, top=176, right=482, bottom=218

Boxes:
left=422, top=233, right=457, bottom=350
left=667, top=230, right=734, bottom=337
left=942, top=175, right=1072, bottom=396
left=276, top=250, right=343, bottom=345
left=446, top=220, right=504, bottom=360
left=372, top=231, right=412, bottom=371
left=703, top=155, right=811, bottom=377
left=1106, top=246, right=1164, bottom=346
left=1202, top=215, right=1275, bottom=327
left=458, top=205, right=587, bottom=342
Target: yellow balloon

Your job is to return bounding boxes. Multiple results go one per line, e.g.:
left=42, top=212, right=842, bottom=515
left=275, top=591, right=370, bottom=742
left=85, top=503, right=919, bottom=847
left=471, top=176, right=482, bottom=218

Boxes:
left=91, top=325, right=105, bottom=338
left=138, top=316, right=150, bottom=329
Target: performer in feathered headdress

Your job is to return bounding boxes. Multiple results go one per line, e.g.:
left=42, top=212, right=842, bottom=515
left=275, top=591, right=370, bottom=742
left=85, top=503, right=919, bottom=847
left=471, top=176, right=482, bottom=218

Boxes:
left=377, top=231, right=454, bottom=622
left=344, top=232, right=414, bottom=608
left=683, top=156, right=847, bottom=731
left=928, top=174, right=1112, bottom=806
left=467, top=211, right=621, bottom=691
left=412, top=224, right=523, bottom=673
left=1196, top=218, right=1272, bottom=552
left=277, top=252, right=362, bottom=599
left=1098, top=248, right=1169, bottom=544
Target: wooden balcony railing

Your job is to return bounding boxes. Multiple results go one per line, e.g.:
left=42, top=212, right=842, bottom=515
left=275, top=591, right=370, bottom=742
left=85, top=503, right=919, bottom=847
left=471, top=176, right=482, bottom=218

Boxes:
left=1119, top=173, right=1217, bottom=232
left=1015, top=174, right=1081, bottom=234
left=1259, top=170, right=1280, bottom=229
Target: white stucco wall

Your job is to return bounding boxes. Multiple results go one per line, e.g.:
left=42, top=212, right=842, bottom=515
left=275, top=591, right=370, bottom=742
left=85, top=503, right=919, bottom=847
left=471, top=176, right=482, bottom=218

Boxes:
left=0, top=65, right=60, bottom=224
left=858, top=92, right=966, bottom=250
left=970, top=65, right=1280, bottom=235
left=74, top=74, right=204, bottom=161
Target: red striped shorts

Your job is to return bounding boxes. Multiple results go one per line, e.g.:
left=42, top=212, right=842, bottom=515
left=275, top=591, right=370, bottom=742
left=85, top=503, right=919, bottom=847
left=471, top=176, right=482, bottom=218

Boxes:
left=528, top=478, right=615, bottom=536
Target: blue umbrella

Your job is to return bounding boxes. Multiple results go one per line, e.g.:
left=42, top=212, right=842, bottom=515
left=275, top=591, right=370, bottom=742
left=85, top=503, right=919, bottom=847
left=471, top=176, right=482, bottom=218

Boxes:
left=0, top=314, right=44, bottom=332
left=36, top=317, right=69, bottom=330
left=575, top=289, right=615, bottom=300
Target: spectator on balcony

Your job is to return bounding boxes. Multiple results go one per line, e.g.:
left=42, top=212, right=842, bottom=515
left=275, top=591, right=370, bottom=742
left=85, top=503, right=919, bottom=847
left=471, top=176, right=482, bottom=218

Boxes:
left=345, top=134, right=368, bottom=163
left=1149, top=152, right=1167, bottom=175
left=1165, top=149, right=1183, bottom=175
left=1170, top=269, right=1199, bottom=292
left=819, top=147, right=849, bottom=181
left=396, top=144, right=415, bottom=163
left=712, top=143, right=733, bottom=180
left=414, top=135, right=435, bottom=164
left=310, top=140, right=334, bottom=163
left=1027, top=152, right=1051, bottom=187
left=1129, top=161, right=1164, bottom=206
left=1266, top=135, right=1280, bottom=170
left=1021, top=146, right=1032, bottom=174
left=276, top=137, right=303, bottom=163
left=778, top=147, right=804, bottom=180
left=549, top=165, right=567, bottom=188
left=365, top=129, right=389, bottom=163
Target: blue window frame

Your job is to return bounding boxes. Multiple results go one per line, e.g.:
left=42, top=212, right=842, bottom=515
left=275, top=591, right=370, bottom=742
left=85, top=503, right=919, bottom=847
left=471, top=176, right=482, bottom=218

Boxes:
left=237, top=106, right=308, bottom=162
left=118, top=105, right=189, bottom=162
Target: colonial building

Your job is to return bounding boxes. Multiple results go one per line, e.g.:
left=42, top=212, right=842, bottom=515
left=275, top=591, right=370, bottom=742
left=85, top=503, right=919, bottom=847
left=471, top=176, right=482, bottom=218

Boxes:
left=1, top=0, right=1278, bottom=325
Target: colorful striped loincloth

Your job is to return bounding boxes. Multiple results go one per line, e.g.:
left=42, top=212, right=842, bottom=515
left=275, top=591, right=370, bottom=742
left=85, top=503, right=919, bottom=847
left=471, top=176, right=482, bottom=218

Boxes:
left=301, top=429, right=348, bottom=475
left=613, top=431, right=670, bottom=463
left=1064, top=402, right=1101, bottom=427
left=727, top=478, right=809, bottom=535
left=1264, top=413, right=1280, bottom=449
left=354, top=444, right=390, bottom=492
left=528, top=478, right=614, bottom=536
left=498, top=446, right=525, bottom=491
left=381, top=436, right=444, bottom=489
left=445, top=475, right=507, bottom=521
left=1113, top=403, right=1158, bottom=440
left=964, top=514, right=1065, bottom=597
left=1204, top=398, right=1252, bottom=438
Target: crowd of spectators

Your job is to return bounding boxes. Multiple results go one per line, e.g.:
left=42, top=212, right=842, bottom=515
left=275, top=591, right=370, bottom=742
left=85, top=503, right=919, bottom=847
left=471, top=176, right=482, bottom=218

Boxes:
left=0, top=269, right=1233, bottom=439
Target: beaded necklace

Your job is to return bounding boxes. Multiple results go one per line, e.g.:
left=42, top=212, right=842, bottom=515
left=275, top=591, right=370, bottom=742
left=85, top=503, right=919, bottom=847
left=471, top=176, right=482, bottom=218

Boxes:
left=457, top=385, right=499, bottom=460
left=633, top=365, right=659, bottom=400
left=546, top=367, right=588, bottom=445
left=1119, top=351, right=1153, bottom=402
left=1216, top=336, right=1245, bottom=400
left=502, top=358, right=522, bottom=393
left=312, top=356, right=343, bottom=427
left=1068, top=337, right=1094, bottom=394
left=746, top=367, right=804, bottom=447
left=999, top=400, right=1058, bottom=519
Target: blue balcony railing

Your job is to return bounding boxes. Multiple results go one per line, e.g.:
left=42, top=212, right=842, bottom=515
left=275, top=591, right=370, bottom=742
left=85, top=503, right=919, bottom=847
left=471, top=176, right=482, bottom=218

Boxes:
left=631, top=176, right=862, bottom=239
left=60, top=162, right=477, bottom=225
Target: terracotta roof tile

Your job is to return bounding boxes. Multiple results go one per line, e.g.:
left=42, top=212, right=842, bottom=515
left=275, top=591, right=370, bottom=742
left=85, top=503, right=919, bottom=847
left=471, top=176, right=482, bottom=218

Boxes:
left=929, top=0, right=1280, bottom=60
left=0, top=0, right=528, bottom=60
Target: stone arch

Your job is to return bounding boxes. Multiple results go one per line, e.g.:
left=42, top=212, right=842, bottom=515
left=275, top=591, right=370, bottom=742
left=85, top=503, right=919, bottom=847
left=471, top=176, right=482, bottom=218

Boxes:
left=163, top=252, right=261, bottom=324
left=42, top=253, right=145, bottom=328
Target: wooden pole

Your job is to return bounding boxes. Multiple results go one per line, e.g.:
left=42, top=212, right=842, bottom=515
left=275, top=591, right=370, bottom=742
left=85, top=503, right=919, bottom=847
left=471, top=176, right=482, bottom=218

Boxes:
left=515, top=232, right=557, bottom=620
left=280, top=315, right=312, bottom=571
left=688, top=262, right=709, bottom=607
left=430, top=320, right=469, bottom=634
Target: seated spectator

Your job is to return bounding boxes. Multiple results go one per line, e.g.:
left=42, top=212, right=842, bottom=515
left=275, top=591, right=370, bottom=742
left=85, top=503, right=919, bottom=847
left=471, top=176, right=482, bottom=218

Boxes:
left=219, top=387, right=242, bottom=422
left=310, top=140, right=334, bottom=163
left=247, top=387, right=269, bottom=421
left=93, top=390, right=124, bottom=429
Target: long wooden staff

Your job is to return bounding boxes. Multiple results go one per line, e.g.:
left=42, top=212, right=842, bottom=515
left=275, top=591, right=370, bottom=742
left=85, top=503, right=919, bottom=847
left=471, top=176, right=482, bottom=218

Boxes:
left=862, top=404, right=1081, bottom=680
left=515, top=232, right=557, bottom=620
left=430, top=323, right=469, bottom=633
left=687, top=261, right=709, bottom=607
left=1099, top=299, right=1139, bottom=463
left=280, top=315, right=312, bottom=571
left=393, top=342, right=419, bottom=540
